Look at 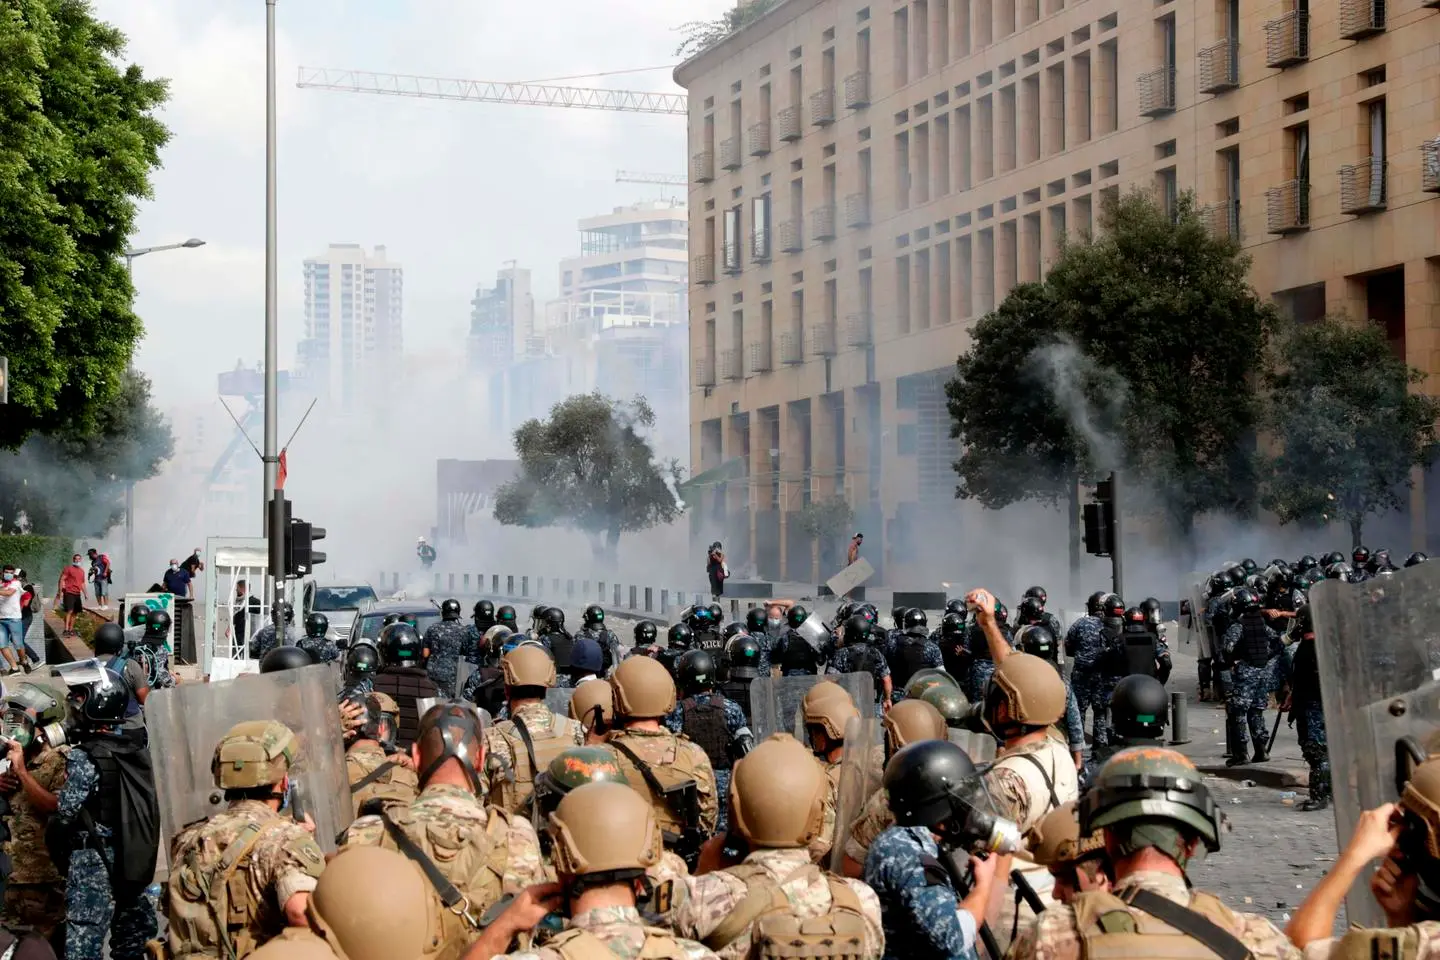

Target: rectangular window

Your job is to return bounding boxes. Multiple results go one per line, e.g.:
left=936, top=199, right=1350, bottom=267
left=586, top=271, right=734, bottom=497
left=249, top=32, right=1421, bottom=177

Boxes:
left=935, top=113, right=951, bottom=194
left=894, top=8, right=910, bottom=86
left=723, top=207, right=742, bottom=270
left=897, top=374, right=921, bottom=409
left=1291, top=123, right=1309, bottom=182
left=896, top=255, right=912, bottom=334
left=1161, top=14, right=1176, bottom=70
left=913, top=0, right=930, bottom=76
left=897, top=423, right=918, bottom=454
left=1157, top=167, right=1178, bottom=220
left=751, top=194, right=772, bottom=259
left=896, top=131, right=911, bottom=209
left=1368, top=98, right=1386, bottom=205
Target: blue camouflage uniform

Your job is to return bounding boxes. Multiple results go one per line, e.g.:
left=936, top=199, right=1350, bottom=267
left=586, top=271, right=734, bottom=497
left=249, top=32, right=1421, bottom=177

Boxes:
left=770, top=631, right=831, bottom=677
left=961, top=621, right=1013, bottom=703
left=135, top=643, right=175, bottom=690
left=576, top=626, right=623, bottom=675
left=1064, top=614, right=1111, bottom=745
left=296, top=634, right=339, bottom=663
left=664, top=691, right=749, bottom=832
left=248, top=623, right=298, bottom=660
left=865, top=825, right=980, bottom=960
left=1282, top=637, right=1329, bottom=805
left=888, top=633, right=944, bottom=703
left=460, top=624, right=486, bottom=666
left=55, top=746, right=156, bottom=960
left=1223, top=616, right=1280, bottom=758
left=829, top=641, right=892, bottom=716
left=423, top=619, right=470, bottom=693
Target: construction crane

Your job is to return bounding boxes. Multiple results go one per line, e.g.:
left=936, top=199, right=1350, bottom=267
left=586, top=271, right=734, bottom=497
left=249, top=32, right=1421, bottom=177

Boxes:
left=615, top=171, right=687, bottom=186
left=297, top=67, right=688, bottom=116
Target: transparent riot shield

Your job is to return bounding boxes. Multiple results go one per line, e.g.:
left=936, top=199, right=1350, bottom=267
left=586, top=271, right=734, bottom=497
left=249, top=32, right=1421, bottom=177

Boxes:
left=829, top=712, right=881, bottom=872
left=751, top=673, right=876, bottom=742
left=1312, top=564, right=1440, bottom=927
left=145, top=663, right=350, bottom=853
left=948, top=728, right=998, bottom=765
left=456, top=661, right=475, bottom=699
left=545, top=686, right=576, bottom=714
left=1179, top=572, right=1212, bottom=659
left=796, top=612, right=832, bottom=653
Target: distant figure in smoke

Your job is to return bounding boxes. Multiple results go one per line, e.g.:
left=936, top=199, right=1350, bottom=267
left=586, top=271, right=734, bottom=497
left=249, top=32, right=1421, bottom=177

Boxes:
left=844, top=532, right=864, bottom=600
left=416, top=536, right=436, bottom=569
left=706, top=541, right=727, bottom=600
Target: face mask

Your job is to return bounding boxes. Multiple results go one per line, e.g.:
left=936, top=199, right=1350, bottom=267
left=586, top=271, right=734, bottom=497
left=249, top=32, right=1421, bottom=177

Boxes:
left=2, top=574, right=13, bottom=582
left=72, top=562, right=82, bottom=568
left=169, top=564, right=179, bottom=571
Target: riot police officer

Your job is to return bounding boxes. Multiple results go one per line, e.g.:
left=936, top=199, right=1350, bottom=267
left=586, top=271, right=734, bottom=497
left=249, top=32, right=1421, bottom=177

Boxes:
left=666, top=649, right=751, bottom=833
left=371, top=622, right=439, bottom=750
left=576, top=604, right=622, bottom=674
left=298, top=612, right=339, bottom=663
left=772, top=605, right=826, bottom=676
left=889, top=609, right=944, bottom=698
left=720, top=633, right=763, bottom=716
left=423, top=598, right=468, bottom=693
left=831, top=615, right=893, bottom=711
left=1087, top=674, right=1169, bottom=777
left=1221, top=587, right=1280, bottom=766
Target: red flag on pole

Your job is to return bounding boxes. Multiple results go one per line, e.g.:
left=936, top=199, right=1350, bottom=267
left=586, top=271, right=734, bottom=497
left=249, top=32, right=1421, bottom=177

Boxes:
left=277, top=449, right=288, bottom=490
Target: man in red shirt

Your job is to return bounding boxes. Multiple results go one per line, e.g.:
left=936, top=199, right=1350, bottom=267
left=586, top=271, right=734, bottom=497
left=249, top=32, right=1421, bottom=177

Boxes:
left=55, top=554, right=88, bottom=638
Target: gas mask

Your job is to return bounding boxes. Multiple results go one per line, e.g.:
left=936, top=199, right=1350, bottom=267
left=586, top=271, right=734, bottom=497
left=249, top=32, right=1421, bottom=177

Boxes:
left=935, top=775, right=1024, bottom=857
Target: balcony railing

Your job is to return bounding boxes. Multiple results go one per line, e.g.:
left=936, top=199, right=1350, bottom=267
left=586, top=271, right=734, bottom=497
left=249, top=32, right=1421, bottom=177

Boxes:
left=844, top=71, right=871, bottom=109
left=692, top=254, right=716, bottom=284
left=720, top=349, right=743, bottom=380
left=1339, top=157, right=1387, bottom=214
left=811, top=204, right=837, bottom=241
left=1422, top=140, right=1440, bottom=192
left=777, top=105, right=802, bottom=141
left=1201, top=199, right=1241, bottom=241
left=779, top=332, right=804, bottom=364
left=778, top=219, right=804, bottom=253
left=694, top=356, right=716, bottom=387
left=810, top=322, right=838, bottom=357
left=747, top=341, right=773, bottom=374
left=719, top=137, right=742, bottom=171
left=691, top=150, right=715, bottom=183
left=1136, top=66, right=1176, bottom=117
left=810, top=89, right=835, bottom=126
left=1265, top=179, right=1310, bottom=233
left=751, top=229, right=772, bottom=262
left=1197, top=39, right=1238, bottom=93
left=845, top=192, right=872, bottom=228
left=748, top=122, right=772, bottom=156
left=1264, top=11, right=1308, bottom=68
left=1339, top=0, right=1385, bottom=38
left=722, top=240, right=742, bottom=274
left=846, top=312, right=873, bottom=347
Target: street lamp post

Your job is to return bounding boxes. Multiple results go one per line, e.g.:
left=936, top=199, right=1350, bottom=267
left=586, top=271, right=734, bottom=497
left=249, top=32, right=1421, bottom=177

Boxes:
left=122, top=237, right=206, bottom=595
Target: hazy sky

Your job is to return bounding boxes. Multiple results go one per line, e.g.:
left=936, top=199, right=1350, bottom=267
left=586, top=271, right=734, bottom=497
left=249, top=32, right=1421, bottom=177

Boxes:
left=96, top=0, right=730, bottom=407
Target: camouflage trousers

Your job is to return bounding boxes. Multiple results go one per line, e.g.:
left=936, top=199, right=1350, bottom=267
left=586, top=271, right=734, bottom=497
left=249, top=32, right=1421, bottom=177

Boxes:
left=1071, top=670, right=1119, bottom=747
left=1295, top=699, right=1331, bottom=801
left=427, top=658, right=459, bottom=696
left=714, top=769, right=731, bottom=834
left=1226, top=662, right=1273, bottom=757
left=65, top=847, right=155, bottom=960
left=3, top=881, right=66, bottom=942
left=963, top=659, right=997, bottom=704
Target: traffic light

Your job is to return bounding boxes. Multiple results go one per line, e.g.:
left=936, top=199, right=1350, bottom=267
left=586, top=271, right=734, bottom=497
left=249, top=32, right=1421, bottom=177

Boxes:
left=283, top=515, right=327, bottom=578
left=1083, top=478, right=1115, bottom=557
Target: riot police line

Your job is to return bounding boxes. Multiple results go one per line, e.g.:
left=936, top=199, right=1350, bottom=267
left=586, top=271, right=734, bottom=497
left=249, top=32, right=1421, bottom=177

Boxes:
left=1, top=560, right=1440, bottom=960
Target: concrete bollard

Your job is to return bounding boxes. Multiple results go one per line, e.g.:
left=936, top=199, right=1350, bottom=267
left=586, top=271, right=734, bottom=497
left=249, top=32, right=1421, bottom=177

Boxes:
left=506, top=575, right=514, bottom=596
left=521, top=576, right=529, bottom=598
left=566, top=579, right=574, bottom=598
left=1169, top=692, right=1191, bottom=746
left=660, top=589, right=670, bottom=614
left=392, top=572, right=400, bottom=591
left=553, top=578, right=561, bottom=596
left=434, top=573, right=441, bottom=591
left=644, top=587, right=653, bottom=612
left=614, top=584, right=622, bottom=607
left=629, top=586, right=637, bottom=610
left=448, top=573, right=455, bottom=591
left=536, top=577, right=543, bottom=597
left=598, top=582, right=606, bottom=600
left=463, top=573, right=470, bottom=590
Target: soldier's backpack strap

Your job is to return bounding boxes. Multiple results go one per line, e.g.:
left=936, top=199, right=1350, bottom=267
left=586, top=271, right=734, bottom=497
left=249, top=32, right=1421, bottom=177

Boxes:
left=702, top=863, right=789, bottom=950
left=352, top=760, right=401, bottom=792
left=380, top=810, right=482, bottom=931
left=512, top=715, right=543, bottom=785
left=1005, top=749, right=1061, bottom=812
left=609, top=738, right=698, bottom=832
left=1121, top=887, right=1252, bottom=960
left=213, top=819, right=290, bottom=960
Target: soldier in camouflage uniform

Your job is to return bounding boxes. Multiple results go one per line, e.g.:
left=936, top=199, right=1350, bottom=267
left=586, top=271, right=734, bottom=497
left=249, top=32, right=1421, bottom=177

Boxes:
left=569, top=678, right=615, bottom=745
left=829, top=616, right=893, bottom=714
left=0, top=681, right=70, bottom=945
left=671, top=734, right=883, bottom=960
left=425, top=599, right=470, bottom=694
left=344, top=692, right=419, bottom=818
left=1024, top=801, right=1112, bottom=908
left=664, top=650, right=752, bottom=835
left=1009, top=748, right=1300, bottom=960
left=1221, top=587, right=1281, bottom=766
left=466, top=781, right=719, bottom=960
left=297, top=612, right=340, bottom=664
left=166, top=720, right=327, bottom=958
left=341, top=702, right=547, bottom=958
left=249, top=603, right=299, bottom=662
left=484, top=646, right=585, bottom=818
left=799, top=681, right=864, bottom=865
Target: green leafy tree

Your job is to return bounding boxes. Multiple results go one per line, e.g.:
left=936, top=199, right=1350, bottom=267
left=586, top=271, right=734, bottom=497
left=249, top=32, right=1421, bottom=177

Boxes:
left=1046, top=190, right=1277, bottom=555
left=0, top=1, right=169, bottom=448
left=1262, top=316, right=1440, bottom=546
left=793, top=495, right=853, bottom=551
left=0, top=369, right=173, bottom=536
left=493, top=393, right=684, bottom=561
left=675, top=0, right=781, bottom=57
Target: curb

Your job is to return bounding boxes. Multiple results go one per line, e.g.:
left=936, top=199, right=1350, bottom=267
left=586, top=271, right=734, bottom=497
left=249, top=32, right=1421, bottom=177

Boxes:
left=1196, top=763, right=1310, bottom=789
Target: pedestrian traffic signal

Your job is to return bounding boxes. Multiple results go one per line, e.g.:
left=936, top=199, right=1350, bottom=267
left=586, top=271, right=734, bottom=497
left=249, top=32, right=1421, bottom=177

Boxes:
left=283, top=516, right=327, bottom=578
left=1083, top=478, right=1115, bottom=557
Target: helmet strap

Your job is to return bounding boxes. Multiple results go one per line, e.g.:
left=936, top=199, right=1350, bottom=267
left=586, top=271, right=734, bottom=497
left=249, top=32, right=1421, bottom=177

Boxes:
left=1112, top=822, right=1195, bottom=870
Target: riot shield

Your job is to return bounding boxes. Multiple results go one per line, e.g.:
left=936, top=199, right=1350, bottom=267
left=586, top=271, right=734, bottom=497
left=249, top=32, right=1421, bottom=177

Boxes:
left=796, top=612, right=833, bottom=653
left=456, top=661, right=475, bottom=699
left=146, top=663, right=350, bottom=854
left=545, top=686, right=576, bottom=714
left=829, top=712, right=881, bottom=872
left=1312, top=564, right=1440, bottom=927
left=948, top=728, right=998, bottom=765
left=751, top=673, right=876, bottom=742
left=1179, top=572, right=1212, bottom=659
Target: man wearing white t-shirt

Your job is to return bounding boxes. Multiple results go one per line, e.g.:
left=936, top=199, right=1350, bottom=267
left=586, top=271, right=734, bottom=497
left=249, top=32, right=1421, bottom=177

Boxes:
left=0, top=564, right=28, bottom=673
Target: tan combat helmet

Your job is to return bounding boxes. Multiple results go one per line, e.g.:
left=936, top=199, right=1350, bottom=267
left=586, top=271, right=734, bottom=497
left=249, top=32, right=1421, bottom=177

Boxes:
left=729, top=734, right=828, bottom=848
left=549, top=780, right=663, bottom=878
left=801, top=681, right=861, bottom=741
left=610, top=656, right=677, bottom=720
left=569, top=677, right=615, bottom=732
left=882, top=698, right=948, bottom=753
left=987, top=652, right=1066, bottom=730
left=503, top=645, right=557, bottom=689
left=212, top=720, right=296, bottom=790
left=1401, top=755, right=1440, bottom=860
left=1028, top=800, right=1105, bottom=868
left=307, top=845, right=434, bottom=960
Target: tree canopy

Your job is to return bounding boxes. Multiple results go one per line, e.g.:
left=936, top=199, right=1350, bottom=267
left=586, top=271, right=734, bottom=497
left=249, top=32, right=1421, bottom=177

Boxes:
left=675, top=0, right=781, bottom=58
left=493, top=393, right=683, bottom=560
left=793, top=496, right=853, bottom=543
left=1262, top=316, right=1440, bottom=545
left=0, top=0, right=169, bottom=448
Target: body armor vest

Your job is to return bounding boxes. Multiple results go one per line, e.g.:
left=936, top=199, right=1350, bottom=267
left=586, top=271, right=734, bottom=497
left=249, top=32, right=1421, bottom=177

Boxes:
left=494, top=712, right=583, bottom=816
left=346, top=748, right=420, bottom=818
left=1237, top=614, right=1274, bottom=667
left=1290, top=639, right=1320, bottom=705
left=702, top=861, right=870, bottom=960
left=892, top=636, right=933, bottom=688
left=681, top=696, right=732, bottom=771
left=781, top=634, right=820, bottom=674
left=847, top=644, right=884, bottom=694
left=609, top=733, right=705, bottom=840
left=967, top=626, right=994, bottom=663
left=1071, top=887, right=1247, bottom=960
left=551, top=927, right=692, bottom=960
left=166, top=814, right=292, bottom=959
left=1120, top=626, right=1158, bottom=677
left=548, top=631, right=574, bottom=670
left=720, top=680, right=753, bottom=719
left=373, top=667, right=441, bottom=750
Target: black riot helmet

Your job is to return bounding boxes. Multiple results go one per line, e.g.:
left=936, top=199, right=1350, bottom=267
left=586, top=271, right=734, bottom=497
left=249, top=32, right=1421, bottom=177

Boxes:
left=93, top=622, right=126, bottom=657
left=707, top=603, right=723, bottom=622
left=786, top=605, right=809, bottom=629
left=724, top=634, right=762, bottom=680
left=1325, top=562, right=1354, bottom=582
left=144, top=607, right=172, bottom=641
left=944, top=598, right=967, bottom=618
left=891, top=605, right=907, bottom=625
left=1370, top=548, right=1392, bottom=572
left=260, top=645, right=317, bottom=674
left=855, top=603, right=880, bottom=623
left=1321, top=550, right=1346, bottom=567
left=496, top=605, right=518, bottom=627
left=304, top=612, right=329, bottom=639
left=1017, top=624, right=1058, bottom=661
left=474, top=600, right=496, bottom=625
left=903, top=608, right=928, bottom=631
left=583, top=604, right=605, bottom=628
left=1352, top=545, right=1372, bottom=568
left=379, top=622, right=424, bottom=668
left=1232, top=586, right=1261, bottom=612
left=440, top=599, right=462, bottom=621
left=722, top=621, right=747, bottom=642
left=1240, top=559, right=1258, bottom=575
left=1086, top=591, right=1108, bottom=616
left=939, top=611, right=965, bottom=639
left=542, top=607, right=566, bottom=633
left=676, top=649, right=718, bottom=697
left=745, top=607, right=768, bottom=632
left=993, top=600, right=1009, bottom=626
left=1223, top=565, right=1246, bottom=587
left=1408, top=552, right=1431, bottom=568
left=1298, top=554, right=1319, bottom=571
left=883, top=739, right=1021, bottom=855
left=1099, top=593, right=1125, bottom=620
left=842, top=614, right=874, bottom=648
left=1023, top=586, right=1048, bottom=606
left=531, top=603, right=549, bottom=624
left=62, top=662, right=130, bottom=729
left=1016, top=597, right=1045, bottom=626
left=1110, top=674, right=1170, bottom=740
left=634, top=620, right=658, bottom=646
left=667, top=622, right=694, bottom=650
left=835, top=602, right=855, bottom=623
left=279, top=602, right=294, bottom=625
left=1138, top=598, right=1163, bottom=626
left=345, top=641, right=381, bottom=681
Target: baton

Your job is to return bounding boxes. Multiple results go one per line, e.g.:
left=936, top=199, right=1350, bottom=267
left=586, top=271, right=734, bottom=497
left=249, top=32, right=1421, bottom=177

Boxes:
left=1265, top=707, right=1284, bottom=755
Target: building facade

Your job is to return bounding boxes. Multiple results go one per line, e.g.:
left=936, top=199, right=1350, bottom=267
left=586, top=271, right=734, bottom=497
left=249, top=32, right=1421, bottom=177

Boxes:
left=299, top=243, right=404, bottom=410
left=468, top=266, right=534, bottom=370
left=675, top=0, right=1440, bottom=584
